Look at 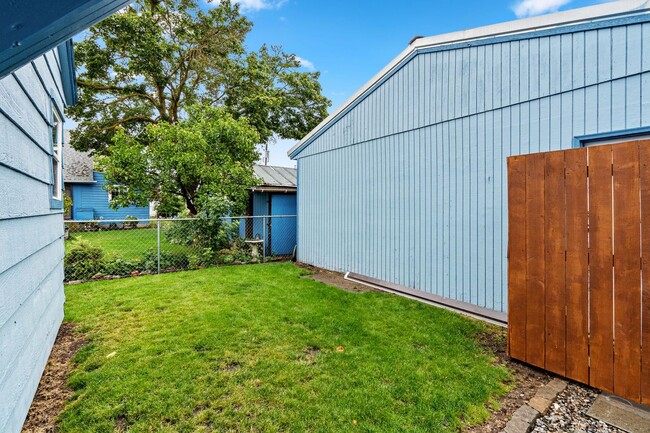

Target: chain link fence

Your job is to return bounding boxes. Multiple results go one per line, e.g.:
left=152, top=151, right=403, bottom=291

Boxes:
left=64, top=215, right=297, bottom=282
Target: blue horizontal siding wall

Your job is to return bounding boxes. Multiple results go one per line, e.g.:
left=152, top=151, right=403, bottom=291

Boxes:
left=70, top=172, right=150, bottom=221
left=0, top=47, right=67, bottom=433
left=295, top=20, right=650, bottom=313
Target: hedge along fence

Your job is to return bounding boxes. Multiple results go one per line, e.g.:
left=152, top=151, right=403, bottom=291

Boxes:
left=64, top=216, right=297, bottom=282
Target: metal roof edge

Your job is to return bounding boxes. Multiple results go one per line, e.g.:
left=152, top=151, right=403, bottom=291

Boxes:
left=288, top=0, right=650, bottom=159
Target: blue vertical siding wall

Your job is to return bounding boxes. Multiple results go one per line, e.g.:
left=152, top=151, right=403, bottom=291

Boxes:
left=294, top=19, right=650, bottom=313
left=70, top=172, right=150, bottom=221
left=0, top=48, right=68, bottom=432
left=240, top=192, right=297, bottom=255
left=269, top=193, right=297, bottom=255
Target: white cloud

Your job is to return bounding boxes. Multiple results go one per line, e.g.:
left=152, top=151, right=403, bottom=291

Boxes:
left=295, top=56, right=315, bottom=70
left=511, top=0, right=571, bottom=18
left=230, top=0, right=287, bottom=12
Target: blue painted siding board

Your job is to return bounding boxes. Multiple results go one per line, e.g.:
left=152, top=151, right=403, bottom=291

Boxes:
left=561, top=34, right=573, bottom=92
left=572, top=32, right=585, bottom=89
left=493, top=109, right=504, bottom=311
left=511, top=42, right=520, bottom=105
left=612, top=26, right=627, bottom=80
left=477, top=112, right=486, bottom=306
left=295, top=19, right=650, bottom=313
left=0, top=241, right=62, bottom=328
left=643, top=72, right=650, bottom=124
left=612, top=79, right=627, bottom=130
left=0, top=45, right=69, bottom=433
left=598, top=28, right=612, bottom=82
left=485, top=110, right=495, bottom=310
left=70, top=172, right=149, bottom=221
left=627, top=75, right=641, bottom=128
left=519, top=40, right=529, bottom=103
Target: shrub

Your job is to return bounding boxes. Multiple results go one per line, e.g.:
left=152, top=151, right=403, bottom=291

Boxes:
left=67, top=221, right=100, bottom=233
left=103, top=257, right=139, bottom=276
left=188, top=248, right=215, bottom=270
left=142, top=249, right=190, bottom=272
left=217, top=239, right=253, bottom=265
left=124, top=215, right=139, bottom=229
left=164, top=197, right=239, bottom=252
left=65, top=242, right=105, bottom=281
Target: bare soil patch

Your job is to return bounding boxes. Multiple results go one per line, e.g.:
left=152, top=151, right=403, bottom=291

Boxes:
left=295, top=262, right=379, bottom=293
left=465, top=328, right=550, bottom=432
left=22, top=323, right=87, bottom=433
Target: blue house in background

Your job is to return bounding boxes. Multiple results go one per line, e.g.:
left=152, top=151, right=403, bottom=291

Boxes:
left=241, top=165, right=297, bottom=256
left=63, top=134, right=150, bottom=221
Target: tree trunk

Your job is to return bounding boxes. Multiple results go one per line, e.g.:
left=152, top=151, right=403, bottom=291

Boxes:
left=185, top=199, right=197, bottom=217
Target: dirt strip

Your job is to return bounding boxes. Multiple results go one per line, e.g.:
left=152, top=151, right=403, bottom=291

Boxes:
left=22, top=323, right=87, bottom=433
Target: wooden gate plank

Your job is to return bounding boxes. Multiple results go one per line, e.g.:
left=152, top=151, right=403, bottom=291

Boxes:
left=612, top=141, right=642, bottom=402
left=526, top=153, right=546, bottom=368
left=588, top=144, right=615, bottom=393
left=508, top=155, right=527, bottom=360
left=544, top=150, right=566, bottom=375
left=640, top=139, right=650, bottom=406
left=564, top=147, right=589, bottom=384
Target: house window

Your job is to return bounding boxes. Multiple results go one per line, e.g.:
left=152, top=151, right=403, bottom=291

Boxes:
left=576, top=128, right=650, bottom=148
left=51, top=107, right=63, bottom=201
left=108, top=187, right=121, bottom=202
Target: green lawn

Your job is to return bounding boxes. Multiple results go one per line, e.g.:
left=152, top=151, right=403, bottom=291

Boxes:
left=61, top=263, right=509, bottom=433
left=66, top=227, right=189, bottom=261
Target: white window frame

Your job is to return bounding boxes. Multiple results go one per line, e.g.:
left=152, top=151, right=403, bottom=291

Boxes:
left=51, top=106, right=63, bottom=201
left=108, top=185, right=127, bottom=203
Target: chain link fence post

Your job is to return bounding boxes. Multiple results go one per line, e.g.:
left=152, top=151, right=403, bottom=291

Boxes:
left=262, top=216, right=267, bottom=262
left=157, top=219, right=161, bottom=274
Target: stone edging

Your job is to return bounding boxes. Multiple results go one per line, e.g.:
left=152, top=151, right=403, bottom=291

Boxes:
left=502, top=378, right=568, bottom=433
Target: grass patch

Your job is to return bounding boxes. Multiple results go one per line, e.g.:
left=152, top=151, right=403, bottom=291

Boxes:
left=61, top=263, right=509, bottom=432
left=66, top=228, right=190, bottom=261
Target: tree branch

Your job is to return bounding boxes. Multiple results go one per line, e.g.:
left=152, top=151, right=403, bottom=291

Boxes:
left=100, top=115, right=157, bottom=131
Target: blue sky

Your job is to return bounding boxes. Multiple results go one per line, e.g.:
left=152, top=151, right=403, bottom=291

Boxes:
left=234, top=0, right=610, bottom=166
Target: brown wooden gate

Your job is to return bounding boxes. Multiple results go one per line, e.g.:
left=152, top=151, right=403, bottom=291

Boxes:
left=507, top=140, right=650, bottom=405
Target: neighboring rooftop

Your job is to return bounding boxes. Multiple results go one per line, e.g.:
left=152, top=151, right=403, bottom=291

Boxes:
left=253, top=165, right=297, bottom=191
left=63, top=130, right=95, bottom=183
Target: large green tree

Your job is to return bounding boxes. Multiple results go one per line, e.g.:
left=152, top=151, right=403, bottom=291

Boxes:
left=69, top=0, right=330, bottom=213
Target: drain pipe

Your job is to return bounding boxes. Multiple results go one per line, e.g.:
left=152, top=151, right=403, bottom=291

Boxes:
left=344, top=272, right=507, bottom=328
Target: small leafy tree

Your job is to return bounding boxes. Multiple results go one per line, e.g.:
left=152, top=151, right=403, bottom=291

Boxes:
left=99, top=105, right=260, bottom=215
left=69, top=0, right=330, bottom=218
left=164, top=196, right=239, bottom=252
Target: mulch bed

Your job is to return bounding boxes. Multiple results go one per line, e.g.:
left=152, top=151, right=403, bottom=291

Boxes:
left=21, top=323, right=87, bottom=433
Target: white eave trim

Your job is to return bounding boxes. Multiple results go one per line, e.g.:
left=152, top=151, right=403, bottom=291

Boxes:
left=288, top=0, right=650, bottom=158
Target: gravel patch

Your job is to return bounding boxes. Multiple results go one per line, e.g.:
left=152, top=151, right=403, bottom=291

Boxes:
left=532, top=383, right=625, bottom=433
